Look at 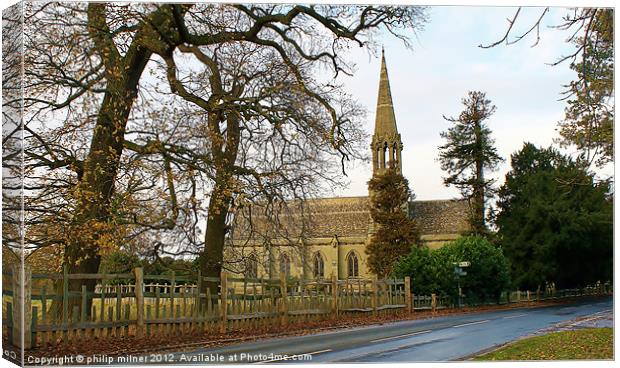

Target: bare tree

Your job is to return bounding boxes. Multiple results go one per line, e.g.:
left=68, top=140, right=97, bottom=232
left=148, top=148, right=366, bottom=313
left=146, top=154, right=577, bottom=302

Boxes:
left=2, top=3, right=26, bottom=271
left=11, top=3, right=202, bottom=317
left=8, top=3, right=428, bottom=308
left=149, top=4, right=428, bottom=286
left=480, top=7, right=614, bottom=169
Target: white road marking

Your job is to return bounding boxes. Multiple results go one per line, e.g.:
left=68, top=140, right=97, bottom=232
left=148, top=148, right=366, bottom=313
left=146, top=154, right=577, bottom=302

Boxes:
left=452, top=319, right=490, bottom=328
left=251, top=349, right=332, bottom=364
left=370, top=329, right=433, bottom=343
left=503, top=313, right=528, bottom=319
left=305, top=349, right=332, bottom=355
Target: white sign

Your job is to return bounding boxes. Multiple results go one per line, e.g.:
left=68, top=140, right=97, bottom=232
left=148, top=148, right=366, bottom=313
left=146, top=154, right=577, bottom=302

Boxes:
left=458, top=261, right=471, bottom=267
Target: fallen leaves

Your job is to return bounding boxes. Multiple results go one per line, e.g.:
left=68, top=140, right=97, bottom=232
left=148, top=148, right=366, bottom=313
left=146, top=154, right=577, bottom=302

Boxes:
left=475, top=328, right=613, bottom=361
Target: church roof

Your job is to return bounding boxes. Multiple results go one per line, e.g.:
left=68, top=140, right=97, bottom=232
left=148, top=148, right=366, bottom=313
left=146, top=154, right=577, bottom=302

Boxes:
left=230, top=196, right=371, bottom=241
left=408, top=199, right=471, bottom=235
left=230, top=196, right=470, bottom=242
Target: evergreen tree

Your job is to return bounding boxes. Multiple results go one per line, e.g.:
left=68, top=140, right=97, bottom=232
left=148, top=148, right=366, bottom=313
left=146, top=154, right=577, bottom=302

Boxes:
left=496, top=143, right=613, bottom=289
left=366, top=167, right=420, bottom=277
left=438, top=91, right=503, bottom=234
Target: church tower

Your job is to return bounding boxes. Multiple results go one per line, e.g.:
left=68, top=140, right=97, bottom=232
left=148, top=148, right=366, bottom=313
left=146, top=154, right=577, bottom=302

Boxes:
left=371, top=50, right=403, bottom=176
left=368, top=51, right=405, bottom=236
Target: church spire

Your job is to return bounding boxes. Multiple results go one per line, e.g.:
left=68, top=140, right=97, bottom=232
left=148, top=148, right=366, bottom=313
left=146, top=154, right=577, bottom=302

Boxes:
left=374, top=49, right=398, bottom=136
left=371, top=50, right=403, bottom=175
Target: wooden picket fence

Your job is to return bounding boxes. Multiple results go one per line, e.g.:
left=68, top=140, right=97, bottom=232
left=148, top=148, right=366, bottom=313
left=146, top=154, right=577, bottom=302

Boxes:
left=2, top=266, right=611, bottom=350
left=1, top=267, right=415, bottom=349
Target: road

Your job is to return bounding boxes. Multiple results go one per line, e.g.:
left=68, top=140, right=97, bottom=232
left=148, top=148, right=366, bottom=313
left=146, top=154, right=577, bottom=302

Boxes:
left=136, top=297, right=613, bottom=364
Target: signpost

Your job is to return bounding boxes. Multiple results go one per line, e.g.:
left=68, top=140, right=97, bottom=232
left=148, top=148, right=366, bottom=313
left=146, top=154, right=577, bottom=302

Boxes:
left=453, top=261, right=470, bottom=308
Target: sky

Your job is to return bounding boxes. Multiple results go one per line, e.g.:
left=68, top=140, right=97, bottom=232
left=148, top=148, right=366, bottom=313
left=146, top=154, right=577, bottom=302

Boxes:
left=0, top=1, right=611, bottom=214
left=328, top=5, right=600, bottom=200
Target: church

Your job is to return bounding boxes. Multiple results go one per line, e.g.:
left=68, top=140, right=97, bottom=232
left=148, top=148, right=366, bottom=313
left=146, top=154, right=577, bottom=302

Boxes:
left=224, top=52, right=470, bottom=280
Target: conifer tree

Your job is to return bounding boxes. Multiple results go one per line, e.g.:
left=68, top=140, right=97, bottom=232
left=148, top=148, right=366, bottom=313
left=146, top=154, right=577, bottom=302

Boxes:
left=366, top=167, right=420, bottom=277
left=496, top=143, right=612, bottom=289
left=438, top=91, right=503, bottom=234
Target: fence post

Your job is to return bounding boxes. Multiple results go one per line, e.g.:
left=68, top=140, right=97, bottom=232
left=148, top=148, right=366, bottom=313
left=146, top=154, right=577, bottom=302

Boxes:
left=331, top=274, right=339, bottom=318
left=404, top=277, right=412, bottom=314
left=12, top=264, right=32, bottom=349
left=371, top=277, right=378, bottom=316
left=431, top=293, right=437, bottom=315
left=219, top=271, right=228, bottom=333
left=134, top=267, right=145, bottom=337
left=527, top=290, right=530, bottom=302
left=31, top=306, right=38, bottom=348
left=280, top=272, right=288, bottom=326
left=62, top=264, right=68, bottom=340
left=196, top=270, right=202, bottom=316
left=170, top=271, right=176, bottom=320
left=6, top=303, right=13, bottom=345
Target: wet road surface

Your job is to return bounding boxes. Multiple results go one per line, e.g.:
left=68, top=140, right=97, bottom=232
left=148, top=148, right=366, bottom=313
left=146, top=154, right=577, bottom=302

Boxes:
left=126, top=297, right=613, bottom=364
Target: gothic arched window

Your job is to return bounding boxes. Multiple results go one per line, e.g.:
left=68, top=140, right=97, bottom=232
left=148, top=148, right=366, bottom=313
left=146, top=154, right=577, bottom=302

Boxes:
left=313, top=252, right=325, bottom=279
left=279, top=253, right=291, bottom=278
left=347, top=251, right=359, bottom=278
left=382, top=142, right=388, bottom=168
left=392, top=144, right=398, bottom=165
left=245, top=254, right=258, bottom=279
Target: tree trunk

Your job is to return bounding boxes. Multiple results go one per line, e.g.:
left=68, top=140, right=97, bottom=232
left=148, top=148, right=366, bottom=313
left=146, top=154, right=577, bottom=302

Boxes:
left=473, top=120, right=486, bottom=233
left=200, top=109, right=240, bottom=302
left=51, top=50, right=151, bottom=320
left=49, top=4, right=185, bottom=320
left=200, top=182, right=233, bottom=300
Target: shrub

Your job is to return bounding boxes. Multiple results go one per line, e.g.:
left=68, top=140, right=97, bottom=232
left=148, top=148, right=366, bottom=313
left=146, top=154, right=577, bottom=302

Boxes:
left=98, top=251, right=143, bottom=284
left=435, top=235, right=511, bottom=302
left=394, top=235, right=511, bottom=303
left=393, top=246, right=451, bottom=296
left=99, top=251, right=142, bottom=274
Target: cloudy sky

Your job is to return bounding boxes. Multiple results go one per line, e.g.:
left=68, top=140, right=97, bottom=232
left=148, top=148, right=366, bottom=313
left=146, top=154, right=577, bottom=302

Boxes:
left=329, top=5, right=600, bottom=200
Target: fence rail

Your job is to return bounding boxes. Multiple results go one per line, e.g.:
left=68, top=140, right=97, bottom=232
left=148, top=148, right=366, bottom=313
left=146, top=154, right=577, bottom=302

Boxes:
left=1, top=265, right=612, bottom=350
left=1, top=267, right=414, bottom=349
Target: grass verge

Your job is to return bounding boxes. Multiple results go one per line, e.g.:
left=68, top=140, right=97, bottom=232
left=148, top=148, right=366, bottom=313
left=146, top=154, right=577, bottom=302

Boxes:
left=475, top=328, right=613, bottom=361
